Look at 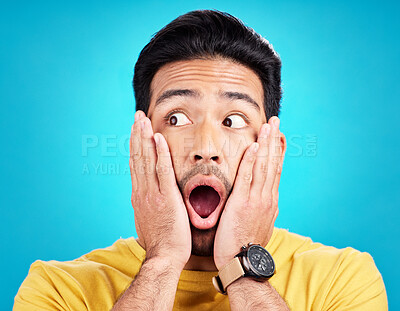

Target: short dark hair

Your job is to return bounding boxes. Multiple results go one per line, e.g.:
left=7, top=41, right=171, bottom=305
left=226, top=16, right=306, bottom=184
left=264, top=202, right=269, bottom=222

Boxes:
left=133, top=9, right=282, bottom=120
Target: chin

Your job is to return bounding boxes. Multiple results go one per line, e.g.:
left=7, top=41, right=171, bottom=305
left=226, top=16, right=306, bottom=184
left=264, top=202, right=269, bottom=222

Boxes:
left=190, top=222, right=218, bottom=257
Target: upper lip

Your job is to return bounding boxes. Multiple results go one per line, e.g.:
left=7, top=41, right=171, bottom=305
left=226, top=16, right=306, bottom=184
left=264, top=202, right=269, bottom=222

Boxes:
left=184, top=175, right=227, bottom=203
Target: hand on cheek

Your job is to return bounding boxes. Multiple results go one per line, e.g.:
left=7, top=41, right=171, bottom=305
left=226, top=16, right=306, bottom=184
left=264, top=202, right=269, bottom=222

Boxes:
left=213, top=116, right=283, bottom=270
left=129, top=110, right=191, bottom=270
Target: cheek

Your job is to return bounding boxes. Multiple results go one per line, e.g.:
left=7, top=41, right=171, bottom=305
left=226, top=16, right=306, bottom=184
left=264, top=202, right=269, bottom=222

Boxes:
left=223, top=133, right=254, bottom=180
left=162, top=132, right=189, bottom=177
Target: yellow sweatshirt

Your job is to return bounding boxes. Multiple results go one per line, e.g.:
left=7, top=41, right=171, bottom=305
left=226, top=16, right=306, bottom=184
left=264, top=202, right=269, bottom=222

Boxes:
left=14, top=228, right=388, bottom=310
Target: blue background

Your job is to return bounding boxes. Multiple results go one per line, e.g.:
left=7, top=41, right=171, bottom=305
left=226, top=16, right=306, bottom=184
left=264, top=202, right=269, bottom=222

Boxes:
left=1, top=0, right=399, bottom=310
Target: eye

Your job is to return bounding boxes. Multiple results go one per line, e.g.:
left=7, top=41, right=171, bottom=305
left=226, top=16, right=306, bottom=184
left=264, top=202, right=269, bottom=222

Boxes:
left=222, top=114, right=247, bottom=128
left=166, top=111, right=191, bottom=126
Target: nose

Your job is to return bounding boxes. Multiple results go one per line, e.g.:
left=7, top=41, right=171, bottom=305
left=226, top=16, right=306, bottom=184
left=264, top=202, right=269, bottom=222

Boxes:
left=189, top=123, right=222, bottom=165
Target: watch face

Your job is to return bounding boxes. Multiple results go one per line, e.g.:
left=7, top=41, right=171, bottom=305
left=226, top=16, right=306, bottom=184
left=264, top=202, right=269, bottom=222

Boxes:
left=247, top=245, right=275, bottom=277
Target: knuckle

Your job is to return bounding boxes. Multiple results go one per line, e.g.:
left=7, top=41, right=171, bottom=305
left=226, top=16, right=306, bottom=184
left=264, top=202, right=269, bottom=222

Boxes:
left=242, top=200, right=251, bottom=210
left=272, top=154, right=280, bottom=165
left=156, top=163, right=171, bottom=177
left=260, top=162, right=268, bottom=174
left=264, top=196, right=273, bottom=207
left=144, top=192, right=153, bottom=205
left=131, top=151, right=142, bottom=161
left=153, top=195, right=164, bottom=206
left=243, top=172, right=252, bottom=182
left=135, top=163, right=146, bottom=176
left=247, top=154, right=256, bottom=162
left=146, top=165, right=156, bottom=175
left=277, top=163, right=282, bottom=174
left=143, top=156, right=152, bottom=167
left=131, top=190, right=139, bottom=205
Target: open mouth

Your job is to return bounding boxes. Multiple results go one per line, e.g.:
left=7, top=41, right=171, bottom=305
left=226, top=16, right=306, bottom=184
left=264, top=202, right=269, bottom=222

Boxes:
left=184, top=175, right=226, bottom=230
left=189, top=185, right=221, bottom=218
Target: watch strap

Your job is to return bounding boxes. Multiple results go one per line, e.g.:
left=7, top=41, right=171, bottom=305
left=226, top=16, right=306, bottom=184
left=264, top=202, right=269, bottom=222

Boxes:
left=212, top=257, right=245, bottom=294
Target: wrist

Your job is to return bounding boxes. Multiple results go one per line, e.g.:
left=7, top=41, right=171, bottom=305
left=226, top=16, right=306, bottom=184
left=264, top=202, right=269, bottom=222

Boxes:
left=213, top=243, right=275, bottom=294
left=144, top=255, right=185, bottom=276
left=227, top=276, right=270, bottom=294
left=215, top=255, right=235, bottom=271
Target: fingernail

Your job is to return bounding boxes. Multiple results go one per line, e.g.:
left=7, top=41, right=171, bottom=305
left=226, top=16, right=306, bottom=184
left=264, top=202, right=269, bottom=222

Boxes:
left=274, top=118, right=280, bottom=128
left=134, top=111, right=139, bottom=122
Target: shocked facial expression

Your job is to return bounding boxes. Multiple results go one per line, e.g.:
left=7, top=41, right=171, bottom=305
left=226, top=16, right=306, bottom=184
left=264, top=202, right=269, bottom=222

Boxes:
left=147, top=57, right=267, bottom=256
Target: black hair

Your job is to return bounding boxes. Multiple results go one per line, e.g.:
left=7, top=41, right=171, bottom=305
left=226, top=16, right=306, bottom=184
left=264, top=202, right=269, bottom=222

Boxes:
left=133, top=9, right=282, bottom=120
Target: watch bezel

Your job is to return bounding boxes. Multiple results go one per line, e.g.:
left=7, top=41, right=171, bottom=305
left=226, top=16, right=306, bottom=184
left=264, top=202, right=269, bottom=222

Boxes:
left=245, top=244, right=275, bottom=278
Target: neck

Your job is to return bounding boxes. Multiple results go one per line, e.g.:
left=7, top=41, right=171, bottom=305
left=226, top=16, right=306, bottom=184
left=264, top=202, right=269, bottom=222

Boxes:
left=135, top=239, right=217, bottom=272
left=184, top=255, right=217, bottom=271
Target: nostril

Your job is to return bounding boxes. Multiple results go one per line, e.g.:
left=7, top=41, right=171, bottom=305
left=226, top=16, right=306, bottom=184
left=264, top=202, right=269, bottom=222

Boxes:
left=193, top=155, right=219, bottom=162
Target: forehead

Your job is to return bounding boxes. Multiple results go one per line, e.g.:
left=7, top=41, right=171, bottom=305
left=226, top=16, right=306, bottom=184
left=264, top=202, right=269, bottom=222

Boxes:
left=148, top=58, right=265, bottom=116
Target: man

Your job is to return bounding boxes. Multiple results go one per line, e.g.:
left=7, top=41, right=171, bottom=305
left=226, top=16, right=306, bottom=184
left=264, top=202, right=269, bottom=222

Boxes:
left=14, top=10, right=387, bottom=310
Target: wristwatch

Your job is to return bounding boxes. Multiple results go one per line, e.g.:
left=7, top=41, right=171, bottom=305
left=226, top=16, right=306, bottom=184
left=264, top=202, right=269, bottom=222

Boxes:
left=212, top=243, right=275, bottom=294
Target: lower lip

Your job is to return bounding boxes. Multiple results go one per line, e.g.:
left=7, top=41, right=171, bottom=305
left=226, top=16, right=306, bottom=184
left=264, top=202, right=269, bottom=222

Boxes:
left=185, top=197, right=224, bottom=230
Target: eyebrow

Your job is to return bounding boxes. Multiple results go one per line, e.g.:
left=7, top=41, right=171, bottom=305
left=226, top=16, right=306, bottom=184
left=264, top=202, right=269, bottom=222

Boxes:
left=155, top=89, right=200, bottom=107
left=155, top=88, right=261, bottom=112
left=219, top=91, right=260, bottom=112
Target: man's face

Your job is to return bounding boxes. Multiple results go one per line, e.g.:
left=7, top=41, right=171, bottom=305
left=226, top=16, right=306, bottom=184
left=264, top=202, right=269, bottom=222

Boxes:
left=147, top=58, right=267, bottom=256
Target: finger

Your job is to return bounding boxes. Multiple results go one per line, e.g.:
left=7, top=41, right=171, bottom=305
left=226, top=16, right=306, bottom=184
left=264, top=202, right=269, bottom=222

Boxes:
left=264, top=117, right=281, bottom=195
left=130, top=111, right=145, bottom=192
left=271, top=166, right=282, bottom=211
left=231, top=142, right=259, bottom=200
left=130, top=111, right=145, bottom=162
left=129, top=124, right=139, bottom=192
left=271, top=132, right=286, bottom=207
left=140, top=117, right=158, bottom=188
left=250, top=123, right=271, bottom=197
left=154, top=132, right=176, bottom=194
